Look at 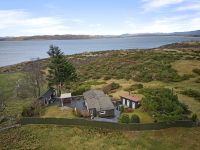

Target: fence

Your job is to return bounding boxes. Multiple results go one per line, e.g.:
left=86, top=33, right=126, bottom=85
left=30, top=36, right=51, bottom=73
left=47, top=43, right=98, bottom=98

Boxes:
left=20, top=117, right=196, bottom=131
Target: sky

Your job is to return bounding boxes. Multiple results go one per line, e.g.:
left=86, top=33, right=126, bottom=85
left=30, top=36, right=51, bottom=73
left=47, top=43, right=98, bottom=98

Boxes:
left=0, top=0, right=200, bottom=36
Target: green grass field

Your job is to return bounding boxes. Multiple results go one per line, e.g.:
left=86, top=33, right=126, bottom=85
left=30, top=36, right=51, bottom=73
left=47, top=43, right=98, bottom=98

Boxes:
left=123, top=109, right=154, bottom=123
left=0, top=73, right=33, bottom=117
left=1, top=125, right=200, bottom=150
left=42, top=105, right=76, bottom=118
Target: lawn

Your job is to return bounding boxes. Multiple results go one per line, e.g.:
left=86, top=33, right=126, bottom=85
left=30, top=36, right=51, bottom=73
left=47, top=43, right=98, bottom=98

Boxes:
left=123, top=108, right=154, bottom=123
left=1, top=125, right=200, bottom=150
left=0, top=73, right=33, bottom=117
left=0, top=72, right=23, bottom=97
left=42, top=105, right=76, bottom=118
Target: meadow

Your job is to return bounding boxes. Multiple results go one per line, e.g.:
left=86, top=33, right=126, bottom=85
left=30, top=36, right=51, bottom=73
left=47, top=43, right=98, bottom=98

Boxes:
left=0, top=125, right=200, bottom=150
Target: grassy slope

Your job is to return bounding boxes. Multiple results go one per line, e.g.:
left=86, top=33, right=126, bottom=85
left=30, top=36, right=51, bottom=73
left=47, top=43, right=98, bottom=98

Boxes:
left=1, top=125, right=200, bottom=150
left=0, top=73, right=33, bottom=117
left=0, top=42, right=200, bottom=149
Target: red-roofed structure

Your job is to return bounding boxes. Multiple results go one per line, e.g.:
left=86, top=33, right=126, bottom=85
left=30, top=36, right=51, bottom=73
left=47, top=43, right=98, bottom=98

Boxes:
left=120, top=93, right=141, bottom=109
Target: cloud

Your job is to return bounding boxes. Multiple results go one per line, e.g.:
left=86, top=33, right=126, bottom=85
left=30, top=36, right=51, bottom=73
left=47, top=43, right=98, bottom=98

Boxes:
left=142, top=0, right=184, bottom=11
left=0, top=9, right=72, bottom=36
left=176, top=1, right=200, bottom=11
left=124, top=14, right=200, bottom=33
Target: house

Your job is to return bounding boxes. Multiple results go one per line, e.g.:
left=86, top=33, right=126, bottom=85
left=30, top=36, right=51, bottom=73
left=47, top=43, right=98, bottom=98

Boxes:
left=38, top=87, right=56, bottom=106
left=60, top=93, right=72, bottom=106
left=120, top=93, right=141, bottom=109
left=83, top=90, right=115, bottom=118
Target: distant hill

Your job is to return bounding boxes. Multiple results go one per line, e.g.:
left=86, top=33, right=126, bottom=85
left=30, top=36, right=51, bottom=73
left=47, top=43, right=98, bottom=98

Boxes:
left=120, top=30, right=200, bottom=37
left=0, top=34, right=106, bottom=41
left=0, top=30, right=199, bottom=41
left=172, top=30, right=200, bottom=37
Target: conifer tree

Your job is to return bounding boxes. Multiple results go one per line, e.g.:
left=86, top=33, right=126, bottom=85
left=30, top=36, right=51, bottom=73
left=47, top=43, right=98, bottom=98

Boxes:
left=47, top=45, right=77, bottom=95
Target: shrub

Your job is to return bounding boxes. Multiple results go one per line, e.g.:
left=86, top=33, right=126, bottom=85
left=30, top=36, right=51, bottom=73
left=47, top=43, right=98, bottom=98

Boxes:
left=73, top=108, right=90, bottom=118
left=180, top=89, right=200, bottom=101
left=34, top=104, right=43, bottom=116
left=125, top=84, right=143, bottom=91
left=124, top=108, right=133, bottom=113
left=102, top=82, right=120, bottom=94
left=140, top=88, right=189, bottom=121
left=72, top=85, right=91, bottom=95
left=193, top=68, right=200, bottom=75
left=22, top=101, right=44, bottom=117
left=195, top=78, right=200, bottom=83
left=120, top=114, right=130, bottom=124
left=130, top=114, right=140, bottom=123
left=120, top=105, right=124, bottom=114
left=0, top=116, right=8, bottom=124
left=104, top=76, right=111, bottom=80
left=191, top=113, right=197, bottom=122
left=111, top=82, right=120, bottom=90
left=22, top=106, right=34, bottom=117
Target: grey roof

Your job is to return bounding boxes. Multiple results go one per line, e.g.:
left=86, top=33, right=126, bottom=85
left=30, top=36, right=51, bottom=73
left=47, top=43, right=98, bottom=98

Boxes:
left=39, top=87, right=54, bottom=99
left=83, top=90, right=114, bottom=111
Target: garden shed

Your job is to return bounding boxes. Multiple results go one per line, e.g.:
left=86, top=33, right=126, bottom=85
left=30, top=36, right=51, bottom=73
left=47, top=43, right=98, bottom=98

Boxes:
left=120, top=93, right=141, bottom=109
left=38, top=87, right=56, bottom=106
left=60, top=93, right=72, bottom=106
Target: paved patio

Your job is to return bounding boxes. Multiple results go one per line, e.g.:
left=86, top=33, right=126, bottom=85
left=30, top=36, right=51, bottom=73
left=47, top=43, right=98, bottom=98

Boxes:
left=93, top=109, right=120, bottom=123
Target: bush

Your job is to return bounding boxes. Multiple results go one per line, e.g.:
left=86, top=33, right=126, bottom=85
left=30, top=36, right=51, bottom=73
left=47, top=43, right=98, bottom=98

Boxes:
left=125, top=84, right=143, bottom=91
left=120, top=105, right=124, bottom=114
left=130, top=114, right=140, bottom=123
left=22, top=102, right=43, bottom=117
left=102, top=82, right=120, bottom=94
left=34, top=104, right=43, bottom=116
left=73, top=108, right=90, bottom=118
left=111, top=82, right=120, bottom=90
left=72, top=85, right=91, bottom=95
left=195, top=78, right=200, bottom=83
left=193, top=68, right=200, bottom=75
left=104, top=76, right=111, bottom=80
left=119, top=114, right=130, bottom=124
left=124, top=108, right=133, bottom=113
left=180, top=89, right=200, bottom=101
left=140, top=88, right=189, bottom=121
left=0, top=116, right=8, bottom=124
left=191, top=113, right=197, bottom=122
left=22, top=106, right=34, bottom=117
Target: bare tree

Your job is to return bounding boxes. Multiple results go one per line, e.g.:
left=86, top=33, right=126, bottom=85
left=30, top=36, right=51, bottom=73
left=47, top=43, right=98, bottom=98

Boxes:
left=24, top=58, right=45, bottom=98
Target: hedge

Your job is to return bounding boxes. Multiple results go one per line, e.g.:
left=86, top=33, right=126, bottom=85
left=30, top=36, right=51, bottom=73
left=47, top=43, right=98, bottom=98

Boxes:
left=20, top=117, right=196, bottom=131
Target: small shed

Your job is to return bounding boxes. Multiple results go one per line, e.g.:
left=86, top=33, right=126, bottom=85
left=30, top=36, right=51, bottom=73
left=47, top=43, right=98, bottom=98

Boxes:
left=60, top=93, right=72, bottom=107
left=120, top=93, right=141, bottom=109
left=38, top=87, right=56, bottom=106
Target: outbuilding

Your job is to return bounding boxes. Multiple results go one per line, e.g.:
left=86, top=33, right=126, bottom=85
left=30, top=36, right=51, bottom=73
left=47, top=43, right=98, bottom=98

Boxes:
left=120, top=93, right=141, bottom=109
left=83, top=90, right=115, bottom=118
left=60, top=93, right=72, bottom=106
left=38, top=87, right=56, bottom=106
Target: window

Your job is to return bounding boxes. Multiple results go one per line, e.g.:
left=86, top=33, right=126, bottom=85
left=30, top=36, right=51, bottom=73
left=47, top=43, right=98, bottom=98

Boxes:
left=100, top=111, right=106, bottom=115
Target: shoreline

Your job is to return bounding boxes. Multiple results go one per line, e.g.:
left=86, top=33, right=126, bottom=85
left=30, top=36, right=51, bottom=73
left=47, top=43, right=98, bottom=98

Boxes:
left=0, top=41, right=200, bottom=69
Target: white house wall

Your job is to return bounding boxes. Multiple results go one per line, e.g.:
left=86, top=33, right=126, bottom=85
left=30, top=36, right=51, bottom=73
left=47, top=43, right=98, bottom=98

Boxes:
left=132, top=102, right=135, bottom=109
left=127, top=100, right=130, bottom=107
left=123, top=98, right=126, bottom=105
